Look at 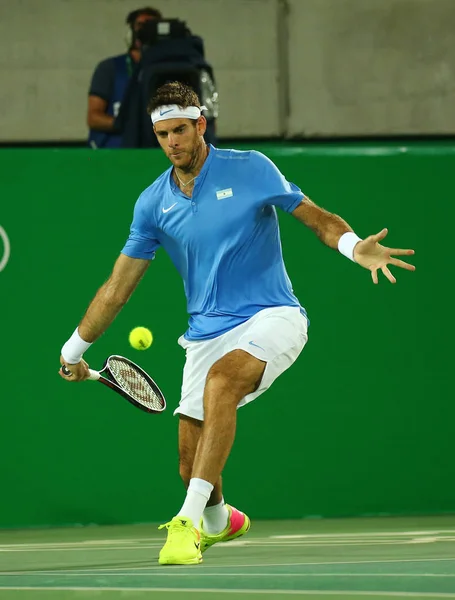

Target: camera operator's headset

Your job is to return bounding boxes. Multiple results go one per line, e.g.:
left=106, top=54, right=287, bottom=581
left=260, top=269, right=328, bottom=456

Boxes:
left=125, top=6, right=162, bottom=49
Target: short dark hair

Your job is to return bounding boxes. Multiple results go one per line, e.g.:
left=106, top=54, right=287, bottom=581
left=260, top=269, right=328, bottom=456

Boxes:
left=148, top=82, right=201, bottom=114
left=126, top=6, right=162, bottom=27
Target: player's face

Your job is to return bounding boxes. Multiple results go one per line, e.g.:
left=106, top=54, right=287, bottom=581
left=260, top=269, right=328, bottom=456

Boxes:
left=154, top=118, right=206, bottom=170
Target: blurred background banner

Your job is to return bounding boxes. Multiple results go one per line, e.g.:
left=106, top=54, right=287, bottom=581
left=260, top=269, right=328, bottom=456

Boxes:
left=1, top=0, right=454, bottom=143
left=0, top=143, right=453, bottom=528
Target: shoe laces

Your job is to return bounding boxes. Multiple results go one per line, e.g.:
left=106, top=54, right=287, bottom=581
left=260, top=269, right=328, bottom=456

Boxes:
left=158, top=521, right=172, bottom=531
left=158, top=518, right=195, bottom=541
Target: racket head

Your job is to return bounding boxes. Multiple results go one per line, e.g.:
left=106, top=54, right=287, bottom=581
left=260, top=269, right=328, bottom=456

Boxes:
left=101, top=355, right=166, bottom=414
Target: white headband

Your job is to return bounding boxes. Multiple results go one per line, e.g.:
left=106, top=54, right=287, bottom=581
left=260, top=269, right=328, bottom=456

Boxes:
left=151, top=104, right=207, bottom=125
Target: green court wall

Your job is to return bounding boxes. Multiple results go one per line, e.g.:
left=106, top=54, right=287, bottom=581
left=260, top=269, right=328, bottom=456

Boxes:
left=0, top=143, right=453, bottom=528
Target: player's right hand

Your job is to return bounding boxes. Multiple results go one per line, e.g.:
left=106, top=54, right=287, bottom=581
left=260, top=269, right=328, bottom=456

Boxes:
left=59, top=356, right=91, bottom=382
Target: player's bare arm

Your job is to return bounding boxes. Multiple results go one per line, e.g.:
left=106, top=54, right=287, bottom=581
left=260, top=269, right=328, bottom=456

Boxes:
left=292, top=197, right=353, bottom=248
left=59, top=254, right=149, bottom=381
left=78, top=254, right=149, bottom=342
left=292, top=197, right=415, bottom=284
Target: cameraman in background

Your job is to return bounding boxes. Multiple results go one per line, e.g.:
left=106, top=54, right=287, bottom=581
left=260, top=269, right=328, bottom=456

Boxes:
left=87, top=7, right=161, bottom=149
left=87, top=7, right=218, bottom=149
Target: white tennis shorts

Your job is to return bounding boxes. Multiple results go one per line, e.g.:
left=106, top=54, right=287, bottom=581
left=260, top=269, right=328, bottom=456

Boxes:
left=174, top=306, right=308, bottom=421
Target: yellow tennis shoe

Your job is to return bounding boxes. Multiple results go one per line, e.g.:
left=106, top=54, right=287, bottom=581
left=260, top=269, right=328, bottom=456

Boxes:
left=158, top=516, right=202, bottom=565
left=200, top=504, right=251, bottom=553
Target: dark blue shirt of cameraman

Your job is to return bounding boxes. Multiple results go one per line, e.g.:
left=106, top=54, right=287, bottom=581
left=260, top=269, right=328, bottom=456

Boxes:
left=87, top=54, right=133, bottom=149
left=86, top=7, right=162, bottom=149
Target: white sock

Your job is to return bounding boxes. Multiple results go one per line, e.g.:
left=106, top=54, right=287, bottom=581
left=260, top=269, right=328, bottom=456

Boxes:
left=177, top=478, right=214, bottom=528
left=202, top=498, right=229, bottom=535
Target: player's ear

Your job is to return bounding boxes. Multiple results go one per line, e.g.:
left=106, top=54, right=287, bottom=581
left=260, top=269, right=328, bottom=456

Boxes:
left=196, top=116, right=207, bottom=136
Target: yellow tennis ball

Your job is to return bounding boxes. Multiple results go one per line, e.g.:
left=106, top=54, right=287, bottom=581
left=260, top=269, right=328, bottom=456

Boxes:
left=129, top=327, right=153, bottom=350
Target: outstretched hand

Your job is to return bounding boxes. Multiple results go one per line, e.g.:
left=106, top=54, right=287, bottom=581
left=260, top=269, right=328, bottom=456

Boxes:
left=353, top=228, right=415, bottom=284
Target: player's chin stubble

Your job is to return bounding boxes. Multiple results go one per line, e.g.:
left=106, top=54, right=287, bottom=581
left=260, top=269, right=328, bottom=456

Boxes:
left=175, top=147, right=200, bottom=173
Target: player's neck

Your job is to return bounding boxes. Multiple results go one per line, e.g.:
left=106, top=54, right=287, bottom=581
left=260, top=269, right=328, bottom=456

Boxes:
left=174, top=143, right=209, bottom=186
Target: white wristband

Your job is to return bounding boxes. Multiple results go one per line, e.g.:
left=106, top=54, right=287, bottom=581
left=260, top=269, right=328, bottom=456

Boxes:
left=338, top=232, right=362, bottom=262
left=61, top=328, right=92, bottom=364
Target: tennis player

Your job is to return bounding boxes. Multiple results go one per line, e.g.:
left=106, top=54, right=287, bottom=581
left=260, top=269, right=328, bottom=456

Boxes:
left=59, top=82, right=415, bottom=565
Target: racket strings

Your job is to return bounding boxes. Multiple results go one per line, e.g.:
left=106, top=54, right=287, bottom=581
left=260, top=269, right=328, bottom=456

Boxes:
left=108, top=358, right=164, bottom=411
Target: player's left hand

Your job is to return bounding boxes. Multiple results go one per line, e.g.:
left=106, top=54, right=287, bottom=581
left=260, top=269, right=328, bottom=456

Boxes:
left=353, top=228, right=415, bottom=284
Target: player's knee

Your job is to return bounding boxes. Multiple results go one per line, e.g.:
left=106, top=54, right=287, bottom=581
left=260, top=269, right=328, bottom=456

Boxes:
left=206, top=363, right=253, bottom=399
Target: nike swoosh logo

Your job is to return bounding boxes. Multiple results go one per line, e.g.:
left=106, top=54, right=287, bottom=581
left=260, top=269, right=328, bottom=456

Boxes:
left=194, top=542, right=200, bottom=550
left=162, top=203, right=177, bottom=214
left=160, top=108, right=174, bottom=116
left=249, top=340, right=265, bottom=351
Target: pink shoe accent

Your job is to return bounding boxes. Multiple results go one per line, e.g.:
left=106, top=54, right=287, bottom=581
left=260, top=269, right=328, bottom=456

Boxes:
left=227, top=506, right=246, bottom=536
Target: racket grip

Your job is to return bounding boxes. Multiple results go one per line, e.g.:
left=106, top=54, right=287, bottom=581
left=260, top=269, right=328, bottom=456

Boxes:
left=62, top=364, right=100, bottom=381
left=88, top=369, right=101, bottom=381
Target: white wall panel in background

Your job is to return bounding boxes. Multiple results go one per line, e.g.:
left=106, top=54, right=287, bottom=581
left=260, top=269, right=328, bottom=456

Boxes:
left=0, top=0, right=280, bottom=141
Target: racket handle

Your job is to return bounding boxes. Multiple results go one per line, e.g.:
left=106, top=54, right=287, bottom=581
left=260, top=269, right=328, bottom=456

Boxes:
left=88, top=369, right=101, bottom=381
left=61, top=364, right=100, bottom=381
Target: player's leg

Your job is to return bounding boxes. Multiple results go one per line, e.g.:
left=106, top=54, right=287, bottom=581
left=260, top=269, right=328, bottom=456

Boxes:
left=192, top=349, right=265, bottom=484
left=179, top=414, right=238, bottom=541
left=159, top=351, right=261, bottom=565
left=178, top=414, right=223, bottom=506
left=176, top=349, right=264, bottom=525
left=178, top=394, right=251, bottom=551
left=179, top=306, right=308, bottom=543
left=158, top=414, right=228, bottom=566
left=159, top=334, right=228, bottom=565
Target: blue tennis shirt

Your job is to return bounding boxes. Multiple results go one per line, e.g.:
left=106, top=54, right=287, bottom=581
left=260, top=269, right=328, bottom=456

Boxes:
left=122, top=145, right=306, bottom=340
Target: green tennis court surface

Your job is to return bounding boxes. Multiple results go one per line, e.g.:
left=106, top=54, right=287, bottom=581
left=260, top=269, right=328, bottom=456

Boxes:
left=1, top=516, right=455, bottom=599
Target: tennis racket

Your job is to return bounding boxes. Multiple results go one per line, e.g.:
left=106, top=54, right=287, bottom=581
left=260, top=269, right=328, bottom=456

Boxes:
left=62, top=355, right=166, bottom=414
